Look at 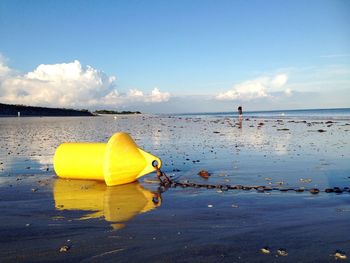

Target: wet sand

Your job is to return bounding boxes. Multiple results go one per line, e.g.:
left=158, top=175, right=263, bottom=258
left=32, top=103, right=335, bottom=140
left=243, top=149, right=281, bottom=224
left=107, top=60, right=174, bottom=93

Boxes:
left=0, top=115, right=349, bottom=262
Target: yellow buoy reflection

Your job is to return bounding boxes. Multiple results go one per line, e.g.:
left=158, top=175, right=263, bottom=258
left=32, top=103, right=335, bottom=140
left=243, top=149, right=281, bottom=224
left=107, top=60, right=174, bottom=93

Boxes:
left=53, top=179, right=161, bottom=229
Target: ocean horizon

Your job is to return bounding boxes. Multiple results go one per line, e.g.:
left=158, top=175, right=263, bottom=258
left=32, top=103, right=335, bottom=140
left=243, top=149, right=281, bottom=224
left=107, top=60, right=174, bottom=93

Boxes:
left=172, top=107, right=350, bottom=120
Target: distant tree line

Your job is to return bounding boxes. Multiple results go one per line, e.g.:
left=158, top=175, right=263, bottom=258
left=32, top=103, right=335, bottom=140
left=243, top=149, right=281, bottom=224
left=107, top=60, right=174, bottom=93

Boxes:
left=0, top=103, right=93, bottom=117
left=94, top=110, right=141, bottom=115
left=0, top=103, right=142, bottom=117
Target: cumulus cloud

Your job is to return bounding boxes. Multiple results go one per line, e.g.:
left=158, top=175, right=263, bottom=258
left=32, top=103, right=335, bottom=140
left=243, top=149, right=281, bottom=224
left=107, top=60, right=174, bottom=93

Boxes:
left=146, top=88, right=171, bottom=103
left=216, top=73, right=290, bottom=101
left=284, top=88, right=293, bottom=96
left=271, top=74, right=288, bottom=88
left=127, top=88, right=170, bottom=103
left=0, top=58, right=170, bottom=108
left=128, top=89, right=144, bottom=97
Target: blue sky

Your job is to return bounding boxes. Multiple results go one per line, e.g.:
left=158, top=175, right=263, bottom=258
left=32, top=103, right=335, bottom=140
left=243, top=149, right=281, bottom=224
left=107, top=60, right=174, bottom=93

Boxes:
left=0, top=0, right=349, bottom=113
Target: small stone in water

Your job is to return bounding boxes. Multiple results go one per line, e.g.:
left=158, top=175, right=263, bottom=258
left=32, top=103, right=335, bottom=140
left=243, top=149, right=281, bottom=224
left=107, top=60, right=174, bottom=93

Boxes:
left=333, top=251, right=347, bottom=260
left=260, top=247, right=271, bottom=254
left=276, top=248, right=288, bottom=257
left=59, top=245, right=70, bottom=252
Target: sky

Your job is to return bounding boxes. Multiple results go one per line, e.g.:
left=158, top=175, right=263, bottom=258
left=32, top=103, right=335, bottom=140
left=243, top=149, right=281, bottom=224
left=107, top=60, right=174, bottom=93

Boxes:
left=0, top=0, right=349, bottom=113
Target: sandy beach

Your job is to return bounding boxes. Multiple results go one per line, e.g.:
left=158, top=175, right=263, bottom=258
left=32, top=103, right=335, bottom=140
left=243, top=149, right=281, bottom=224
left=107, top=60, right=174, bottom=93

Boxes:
left=0, top=114, right=349, bottom=262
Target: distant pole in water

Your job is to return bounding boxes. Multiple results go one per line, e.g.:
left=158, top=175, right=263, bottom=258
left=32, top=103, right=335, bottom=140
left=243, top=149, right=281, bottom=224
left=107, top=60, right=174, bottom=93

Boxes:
left=17, top=111, right=20, bottom=117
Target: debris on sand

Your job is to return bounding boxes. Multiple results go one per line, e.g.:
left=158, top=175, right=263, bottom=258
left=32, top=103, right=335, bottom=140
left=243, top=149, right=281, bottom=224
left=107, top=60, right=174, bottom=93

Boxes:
left=198, top=170, right=210, bottom=179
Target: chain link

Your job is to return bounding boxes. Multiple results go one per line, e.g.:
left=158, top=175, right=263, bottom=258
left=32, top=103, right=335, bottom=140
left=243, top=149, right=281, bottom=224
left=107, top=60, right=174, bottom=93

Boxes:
left=152, top=164, right=349, bottom=195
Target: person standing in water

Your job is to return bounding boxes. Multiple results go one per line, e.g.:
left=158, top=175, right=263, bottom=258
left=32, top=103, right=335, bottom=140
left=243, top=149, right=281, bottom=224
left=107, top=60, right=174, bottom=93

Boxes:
left=237, top=106, right=243, bottom=128
left=238, top=106, right=243, bottom=119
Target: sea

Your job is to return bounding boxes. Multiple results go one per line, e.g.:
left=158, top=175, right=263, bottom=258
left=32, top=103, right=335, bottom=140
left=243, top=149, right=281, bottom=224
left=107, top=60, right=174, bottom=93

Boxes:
left=173, top=108, right=350, bottom=120
left=1, top=107, right=350, bottom=261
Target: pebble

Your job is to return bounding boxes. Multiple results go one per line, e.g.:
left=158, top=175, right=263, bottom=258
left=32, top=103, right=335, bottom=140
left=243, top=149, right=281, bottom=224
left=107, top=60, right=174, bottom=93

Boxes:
left=333, top=251, right=347, bottom=260
left=276, top=248, right=288, bottom=256
left=59, top=245, right=70, bottom=252
left=207, top=204, right=213, bottom=208
left=260, top=247, right=271, bottom=254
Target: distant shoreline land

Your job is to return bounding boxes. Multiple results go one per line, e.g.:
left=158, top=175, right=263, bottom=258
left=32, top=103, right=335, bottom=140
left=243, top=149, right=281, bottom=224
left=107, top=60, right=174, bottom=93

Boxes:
left=0, top=103, right=141, bottom=117
left=94, top=110, right=141, bottom=115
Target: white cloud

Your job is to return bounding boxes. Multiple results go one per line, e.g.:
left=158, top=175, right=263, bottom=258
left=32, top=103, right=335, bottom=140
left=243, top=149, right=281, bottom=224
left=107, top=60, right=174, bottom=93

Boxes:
left=126, top=88, right=170, bottom=103
left=271, top=74, right=288, bottom=88
left=145, top=88, right=170, bottom=103
left=128, top=89, right=144, bottom=97
left=0, top=58, right=171, bottom=108
left=216, top=73, right=289, bottom=101
left=284, top=88, right=293, bottom=96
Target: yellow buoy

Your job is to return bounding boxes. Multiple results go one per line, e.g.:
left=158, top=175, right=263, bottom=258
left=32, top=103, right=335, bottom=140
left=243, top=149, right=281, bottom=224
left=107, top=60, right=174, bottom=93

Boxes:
left=53, top=132, right=161, bottom=186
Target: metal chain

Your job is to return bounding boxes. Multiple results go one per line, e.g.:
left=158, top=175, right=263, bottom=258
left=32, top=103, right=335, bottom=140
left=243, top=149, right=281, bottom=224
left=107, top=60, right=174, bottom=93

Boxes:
left=153, top=164, right=349, bottom=195
left=153, top=163, right=172, bottom=186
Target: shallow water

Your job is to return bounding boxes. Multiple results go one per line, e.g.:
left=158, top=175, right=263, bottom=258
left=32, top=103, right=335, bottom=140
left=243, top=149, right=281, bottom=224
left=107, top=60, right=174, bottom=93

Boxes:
left=0, top=115, right=349, bottom=262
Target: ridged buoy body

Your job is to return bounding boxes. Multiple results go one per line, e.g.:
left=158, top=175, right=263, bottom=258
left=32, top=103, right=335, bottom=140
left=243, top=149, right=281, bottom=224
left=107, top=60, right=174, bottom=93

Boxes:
left=53, top=132, right=161, bottom=186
